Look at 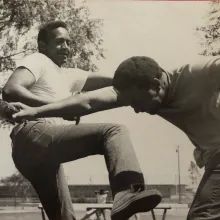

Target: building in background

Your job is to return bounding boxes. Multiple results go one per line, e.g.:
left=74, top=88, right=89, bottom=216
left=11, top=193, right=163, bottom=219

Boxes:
left=0, top=183, right=187, bottom=206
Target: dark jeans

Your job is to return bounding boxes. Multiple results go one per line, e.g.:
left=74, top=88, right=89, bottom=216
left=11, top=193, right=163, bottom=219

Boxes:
left=10, top=120, right=144, bottom=220
left=187, top=164, right=220, bottom=220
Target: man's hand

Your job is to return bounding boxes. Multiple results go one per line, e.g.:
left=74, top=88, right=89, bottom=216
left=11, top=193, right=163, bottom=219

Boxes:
left=10, top=102, right=38, bottom=121
left=0, top=100, right=20, bottom=124
left=63, top=115, right=80, bottom=125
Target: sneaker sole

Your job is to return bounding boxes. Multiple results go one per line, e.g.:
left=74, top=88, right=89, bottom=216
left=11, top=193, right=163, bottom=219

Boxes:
left=111, top=190, right=162, bottom=220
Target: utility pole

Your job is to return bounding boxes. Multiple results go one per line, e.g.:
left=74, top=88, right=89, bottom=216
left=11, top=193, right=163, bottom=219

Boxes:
left=176, top=146, right=181, bottom=203
left=89, top=175, right=93, bottom=203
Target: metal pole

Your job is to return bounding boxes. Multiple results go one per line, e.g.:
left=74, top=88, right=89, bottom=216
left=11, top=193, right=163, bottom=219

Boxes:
left=177, top=146, right=181, bottom=203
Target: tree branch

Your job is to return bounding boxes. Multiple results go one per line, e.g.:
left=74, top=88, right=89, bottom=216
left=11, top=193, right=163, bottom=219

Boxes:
left=0, top=49, right=35, bottom=60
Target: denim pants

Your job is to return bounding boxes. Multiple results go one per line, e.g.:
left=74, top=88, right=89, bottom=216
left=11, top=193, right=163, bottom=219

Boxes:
left=10, top=120, right=144, bottom=220
left=187, top=163, right=220, bottom=220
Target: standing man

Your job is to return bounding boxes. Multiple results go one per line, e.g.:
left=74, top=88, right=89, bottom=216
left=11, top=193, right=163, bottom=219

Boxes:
left=12, top=55, right=220, bottom=220
left=87, top=189, right=109, bottom=220
left=95, top=189, right=109, bottom=220
left=2, top=22, right=161, bottom=220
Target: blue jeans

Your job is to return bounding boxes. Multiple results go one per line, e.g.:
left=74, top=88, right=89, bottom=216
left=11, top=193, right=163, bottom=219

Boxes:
left=10, top=119, right=144, bottom=220
left=187, top=163, right=220, bottom=220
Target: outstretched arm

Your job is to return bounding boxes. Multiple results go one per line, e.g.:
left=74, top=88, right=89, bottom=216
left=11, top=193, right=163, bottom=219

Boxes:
left=12, top=87, right=124, bottom=120
left=82, top=73, right=113, bottom=91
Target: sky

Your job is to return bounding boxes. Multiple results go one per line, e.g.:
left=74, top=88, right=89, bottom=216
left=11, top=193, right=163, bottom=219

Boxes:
left=0, top=1, right=210, bottom=186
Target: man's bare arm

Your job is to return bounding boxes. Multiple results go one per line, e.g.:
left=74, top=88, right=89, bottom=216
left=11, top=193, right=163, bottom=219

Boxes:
left=82, top=73, right=113, bottom=91
left=12, top=87, right=124, bottom=120
left=3, top=67, right=53, bottom=106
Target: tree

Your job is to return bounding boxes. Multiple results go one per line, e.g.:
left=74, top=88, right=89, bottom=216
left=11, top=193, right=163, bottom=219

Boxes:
left=196, top=1, right=220, bottom=56
left=188, top=161, right=201, bottom=192
left=0, top=0, right=104, bottom=73
left=0, top=172, right=32, bottom=207
left=0, top=0, right=104, bottom=126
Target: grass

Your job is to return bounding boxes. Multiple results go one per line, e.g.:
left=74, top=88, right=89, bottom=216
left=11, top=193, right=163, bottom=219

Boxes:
left=0, top=208, right=188, bottom=220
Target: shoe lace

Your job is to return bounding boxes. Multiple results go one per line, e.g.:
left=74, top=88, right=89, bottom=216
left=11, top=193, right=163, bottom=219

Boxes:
left=131, top=184, right=145, bottom=193
left=136, top=188, right=142, bottom=193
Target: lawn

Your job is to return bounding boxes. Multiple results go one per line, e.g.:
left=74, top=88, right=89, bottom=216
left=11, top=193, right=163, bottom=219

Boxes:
left=0, top=208, right=188, bottom=220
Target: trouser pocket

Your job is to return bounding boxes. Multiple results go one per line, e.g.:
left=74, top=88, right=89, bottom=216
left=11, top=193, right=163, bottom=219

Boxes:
left=12, top=123, right=54, bottom=170
left=26, top=127, right=53, bottom=165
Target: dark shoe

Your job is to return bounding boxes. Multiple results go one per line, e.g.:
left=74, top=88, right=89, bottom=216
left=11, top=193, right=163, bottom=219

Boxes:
left=111, top=187, right=162, bottom=220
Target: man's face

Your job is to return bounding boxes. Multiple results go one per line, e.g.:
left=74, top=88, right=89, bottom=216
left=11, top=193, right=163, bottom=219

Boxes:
left=44, top=27, right=70, bottom=66
left=118, top=85, right=164, bottom=115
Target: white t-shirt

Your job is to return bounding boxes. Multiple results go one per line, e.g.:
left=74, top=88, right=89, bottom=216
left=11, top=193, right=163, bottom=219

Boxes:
left=16, top=52, right=89, bottom=124
left=96, top=193, right=108, bottom=204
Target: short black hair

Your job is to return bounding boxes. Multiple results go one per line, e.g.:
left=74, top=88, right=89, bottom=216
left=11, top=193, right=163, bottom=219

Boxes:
left=37, top=20, right=68, bottom=44
left=113, top=56, right=163, bottom=91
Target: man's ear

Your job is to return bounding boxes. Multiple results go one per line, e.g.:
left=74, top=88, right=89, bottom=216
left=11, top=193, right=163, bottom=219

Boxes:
left=151, top=78, right=161, bottom=94
left=153, top=78, right=161, bottom=87
left=38, top=41, right=47, bottom=53
left=152, top=77, right=166, bottom=100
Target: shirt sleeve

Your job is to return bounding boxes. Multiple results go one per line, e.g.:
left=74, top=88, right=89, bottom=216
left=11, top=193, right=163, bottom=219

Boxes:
left=68, top=68, right=89, bottom=94
left=16, top=53, right=45, bottom=82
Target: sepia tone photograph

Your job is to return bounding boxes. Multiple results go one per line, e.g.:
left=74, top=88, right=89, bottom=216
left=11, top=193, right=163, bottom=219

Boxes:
left=0, top=0, right=218, bottom=219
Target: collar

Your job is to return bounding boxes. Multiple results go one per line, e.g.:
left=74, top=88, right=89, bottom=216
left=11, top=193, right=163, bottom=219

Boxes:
left=161, top=69, right=172, bottom=105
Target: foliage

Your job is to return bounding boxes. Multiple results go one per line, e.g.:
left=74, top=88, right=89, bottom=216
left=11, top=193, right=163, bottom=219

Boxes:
left=188, top=161, right=201, bottom=189
left=196, top=1, right=220, bottom=56
left=0, top=172, right=32, bottom=204
left=0, top=0, right=104, bottom=73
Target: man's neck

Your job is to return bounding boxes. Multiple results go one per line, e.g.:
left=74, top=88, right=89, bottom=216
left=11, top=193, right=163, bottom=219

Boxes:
left=40, top=52, right=63, bottom=67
